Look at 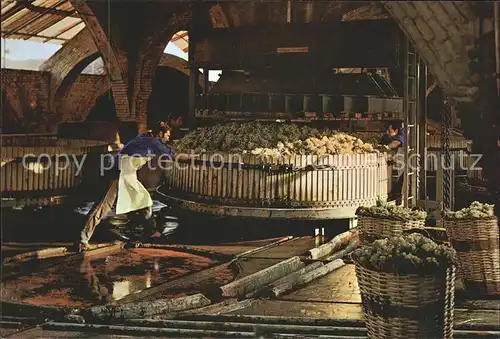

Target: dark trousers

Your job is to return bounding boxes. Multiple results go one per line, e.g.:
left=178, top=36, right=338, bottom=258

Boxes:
left=392, top=172, right=404, bottom=196
left=80, top=174, right=157, bottom=244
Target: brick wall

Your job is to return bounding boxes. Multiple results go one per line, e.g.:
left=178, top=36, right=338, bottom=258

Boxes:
left=1, top=69, right=51, bottom=133
left=58, top=74, right=106, bottom=122
left=1, top=67, right=192, bottom=134
left=1, top=69, right=105, bottom=133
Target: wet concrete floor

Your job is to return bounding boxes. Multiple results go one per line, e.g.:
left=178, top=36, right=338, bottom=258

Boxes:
left=1, top=248, right=218, bottom=307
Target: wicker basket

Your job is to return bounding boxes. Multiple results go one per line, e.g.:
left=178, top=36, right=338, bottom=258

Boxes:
left=358, top=215, right=425, bottom=246
left=444, top=217, right=500, bottom=296
left=355, top=264, right=455, bottom=339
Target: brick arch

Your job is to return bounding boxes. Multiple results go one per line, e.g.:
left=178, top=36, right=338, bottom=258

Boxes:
left=55, top=52, right=101, bottom=111
left=158, top=53, right=206, bottom=88
left=58, top=75, right=110, bottom=123
left=73, top=54, right=204, bottom=123
left=40, top=29, right=100, bottom=117
left=48, top=1, right=190, bottom=132
left=128, top=6, right=192, bottom=133
left=67, top=0, right=131, bottom=119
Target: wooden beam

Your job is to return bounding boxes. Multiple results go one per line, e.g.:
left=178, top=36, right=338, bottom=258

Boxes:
left=171, top=31, right=188, bottom=42
left=3, top=0, right=65, bottom=39
left=42, top=19, right=82, bottom=42
left=2, top=2, right=28, bottom=22
left=1, top=30, right=69, bottom=41
left=24, top=3, right=78, bottom=17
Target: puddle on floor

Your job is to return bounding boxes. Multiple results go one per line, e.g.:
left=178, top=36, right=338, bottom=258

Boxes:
left=1, top=248, right=218, bottom=308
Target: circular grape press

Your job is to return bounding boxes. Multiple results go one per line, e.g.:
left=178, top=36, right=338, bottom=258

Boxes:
left=160, top=123, right=389, bottom=220
left=0, top=134, right=109, bottom=207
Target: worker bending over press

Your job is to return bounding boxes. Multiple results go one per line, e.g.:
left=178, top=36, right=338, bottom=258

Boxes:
left=380, top=120, right=405, bottom=204
left=77, top=122, right=180, bottom=252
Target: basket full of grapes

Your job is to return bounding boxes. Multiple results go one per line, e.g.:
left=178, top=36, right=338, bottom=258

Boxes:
left=443, top=201, right=499, bottom=296
left=352, top=233, right=457, bottom=339
left=356, top=200, right=427, bottom=246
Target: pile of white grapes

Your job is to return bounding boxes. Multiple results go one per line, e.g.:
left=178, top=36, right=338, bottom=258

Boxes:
left=356, top=200, right=427, bottom=221
left=444, top=201, right=495, bottom=220
left=352, top=233, right=456, bottom=274
left=174, top=122, right=378, bottom=156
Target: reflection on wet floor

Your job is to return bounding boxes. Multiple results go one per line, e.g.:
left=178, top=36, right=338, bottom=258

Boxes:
left=1, top=248, right=218, bottom=307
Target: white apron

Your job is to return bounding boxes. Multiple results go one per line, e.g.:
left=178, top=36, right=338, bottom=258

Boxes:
left=116, top=155, right=153, bottom=215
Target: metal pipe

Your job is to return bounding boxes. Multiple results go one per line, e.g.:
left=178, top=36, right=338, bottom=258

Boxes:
left=494, top=1, right=500, bottom=96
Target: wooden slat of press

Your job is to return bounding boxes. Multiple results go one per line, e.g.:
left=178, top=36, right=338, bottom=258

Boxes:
left=200, top=155, right=207, bottom=196
left=182, top=158, right=187, bottom=193
left=345, top=154, right=349, bottom=203
left=372, top=154, right=376, bottom=200
left=200, top=157, right=206, bottom=196
left=350, top=155, right=354, bottom=203
left=230, top=154, right=235, bottom=200
left=197, top=158, right=203, bottom=196
left=324, top=155, right=334, bottom=201
left=203, top=155, right=208, bottom=196
left=177, top=157, right=183, bottom=192
left=0, top=150, right=6, bottom=192
left=336, top=154, right=340, bottom=203
left=49, top=147, right=55, bottom=190
left=240, top=155, right=246, bottom=201
left=27, top=147, right=36, bottom=191
left=252, top=155, right=258, bottom=201
left=222, top=154, right=228, bottom=199
left=192, top=157, right=198, bottom=196
left=292, top=155, right=298, bottom=202
left=212, top=157, right=218, bottom=198
left=247, top=154, right=252, bottom=201
left=6, top=147, right=13, bottom=191
left=353, top=154, right=358, bottom=202
left=221, top=155, right=227, bottom=199
left=337, top=155, right=341, bottom=203
left=323, top=155, right=328, bottom=203
left=177, top=158, right=183, bottom=191
left=26, top=146, right=34, bottom=192
left=357, top=154, right=362, bottom=202
left=346, top=155, right=350, bottom=204
left=187, top=158, right=192, bottom=194
left=188, top=158, right=194, bottom=194
left=194, top=157, right=200, bottom=196
left=54, top=153, right=61, bottom=190
left=201, top=154, right=207, bottom=197
left=15, top=147, right=22, bottom=192
left=208, top=154, right=214, bottom=197
left=287, top=156, right=292, bottom=202
left=64, top=156, right=71, bottom=189
left=214, top=157, right=221, bottom=198
left=9, top=147, right=16, bottom=192
left=239, top=155, right=245, bottom=200
left=174, top=159, right=179, bottom=190
left=332, top=154, right=337, bottom=203
left=300, top=155, right=305, bottom=202
left=310, top=155, right=316, bottom=202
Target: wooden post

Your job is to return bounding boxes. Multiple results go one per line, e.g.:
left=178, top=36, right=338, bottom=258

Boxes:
left=203, top=68, right=209, bottom=109
left=419, top=62, right=428, bottom=203
left=188, top=31, right=198, bottom=128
